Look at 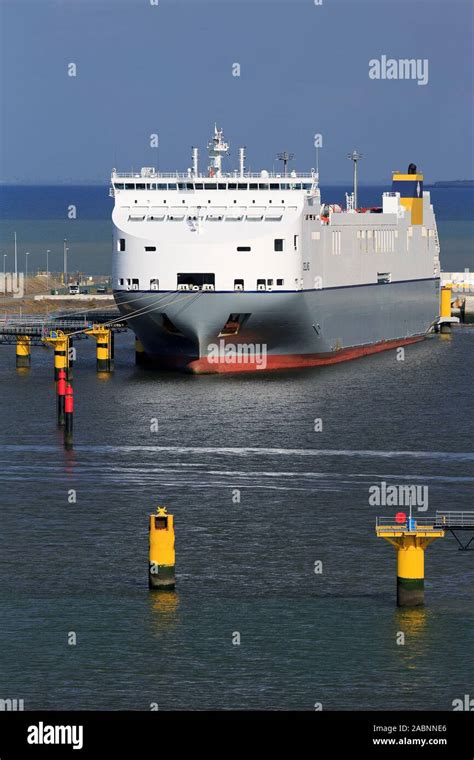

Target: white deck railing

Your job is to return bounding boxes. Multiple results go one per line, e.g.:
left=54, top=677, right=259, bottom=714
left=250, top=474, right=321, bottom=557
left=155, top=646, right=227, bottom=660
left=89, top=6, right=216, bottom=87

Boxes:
left=112, top=171, right=318, bottom=180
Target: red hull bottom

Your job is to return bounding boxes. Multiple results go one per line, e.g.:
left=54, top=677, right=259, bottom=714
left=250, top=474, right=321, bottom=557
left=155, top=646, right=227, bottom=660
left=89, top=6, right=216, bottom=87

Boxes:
left=146, top=335, right=426, bottom=374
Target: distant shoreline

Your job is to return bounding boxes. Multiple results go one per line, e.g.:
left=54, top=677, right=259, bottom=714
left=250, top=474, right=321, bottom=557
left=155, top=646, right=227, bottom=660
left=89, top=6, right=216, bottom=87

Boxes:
left=426, top=180, right=474, bottom=188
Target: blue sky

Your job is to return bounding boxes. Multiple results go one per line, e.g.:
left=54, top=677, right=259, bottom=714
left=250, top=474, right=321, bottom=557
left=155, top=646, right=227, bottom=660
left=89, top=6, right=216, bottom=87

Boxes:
left=0, top=0, right=472, bottom=183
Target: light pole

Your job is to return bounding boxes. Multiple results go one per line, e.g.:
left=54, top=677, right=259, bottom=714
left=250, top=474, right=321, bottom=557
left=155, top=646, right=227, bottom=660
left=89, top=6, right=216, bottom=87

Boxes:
left=3, top=254, right=6, bottom=278
left=25, top=252, right=30, bottom=294
left=347, top=150, right=363, bottom=211
left=46, top=249, right=51, bottom=290
left=63, top=239, right=69, bottom=286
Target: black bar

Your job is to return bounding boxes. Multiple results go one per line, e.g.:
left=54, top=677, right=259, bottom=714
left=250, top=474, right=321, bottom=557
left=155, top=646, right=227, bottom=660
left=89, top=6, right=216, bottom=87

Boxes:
left=0, top=711, right=472, bottom=757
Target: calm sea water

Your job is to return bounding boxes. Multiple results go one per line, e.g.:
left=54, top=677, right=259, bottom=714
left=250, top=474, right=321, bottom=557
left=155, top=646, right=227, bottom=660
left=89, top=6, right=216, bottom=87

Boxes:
left=0, top=184, right=472, bottom=275
left=0, top=186, right=472, bottom=711
left=0, top=332, right=473, bottom=710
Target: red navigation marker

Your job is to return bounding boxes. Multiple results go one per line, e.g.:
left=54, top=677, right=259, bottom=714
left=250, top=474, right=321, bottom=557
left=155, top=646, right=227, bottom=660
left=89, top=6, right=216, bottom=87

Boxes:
left=395, top=512, right=407, bottom=524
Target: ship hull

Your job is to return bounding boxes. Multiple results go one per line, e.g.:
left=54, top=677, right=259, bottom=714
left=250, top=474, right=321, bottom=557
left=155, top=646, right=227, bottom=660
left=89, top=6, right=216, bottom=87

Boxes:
left=114, top=277, right=439, bottom=373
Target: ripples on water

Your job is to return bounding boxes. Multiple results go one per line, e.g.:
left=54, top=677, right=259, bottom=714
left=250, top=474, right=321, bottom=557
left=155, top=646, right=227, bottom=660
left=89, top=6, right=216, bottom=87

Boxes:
left=0, top=329, right=473, bottom=709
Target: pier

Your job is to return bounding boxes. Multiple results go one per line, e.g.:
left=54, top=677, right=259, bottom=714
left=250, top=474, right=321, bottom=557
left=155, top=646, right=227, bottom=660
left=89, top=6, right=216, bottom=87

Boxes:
left=0, top=311, right=127, bottom=346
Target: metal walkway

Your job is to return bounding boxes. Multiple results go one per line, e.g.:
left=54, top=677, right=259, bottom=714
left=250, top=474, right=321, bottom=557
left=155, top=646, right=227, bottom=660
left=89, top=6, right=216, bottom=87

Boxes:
left=435, top=511, right=474, bottom=550
left=0, top=312, right=128, bottom=345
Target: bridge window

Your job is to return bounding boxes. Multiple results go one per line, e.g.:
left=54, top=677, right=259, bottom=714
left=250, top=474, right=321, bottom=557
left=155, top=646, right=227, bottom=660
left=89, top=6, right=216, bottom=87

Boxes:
left=274, top=239, right=284, bottom=251
left=167, top=183, right=177, bottom=190
left=145, top=246, right=156, bottom=251
left=150, top=279, right=159, bottom=290
left=125, top=183, right=135, bottom=190
left=195, top=183, right=204, bottom=189
left=270, top=183, right=279, bottom=190
left=135, top=183, right=146, bottom=190
left=204, top=183, right=215, bottom=190
left=119, top=238, right=125, bottom=251
left=234, top=279, right=244, bottom=290
left=277, top=279, right=284, bottom=286
left=249, top=183, right=258, bottom=190
left=238, top=184, right=248, bottom=190
left=259, top=183, right=269, bottom=190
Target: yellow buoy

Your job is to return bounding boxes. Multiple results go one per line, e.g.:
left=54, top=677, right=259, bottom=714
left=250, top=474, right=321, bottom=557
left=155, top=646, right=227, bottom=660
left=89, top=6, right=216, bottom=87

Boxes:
left=149, top=507, right=175, bottom=590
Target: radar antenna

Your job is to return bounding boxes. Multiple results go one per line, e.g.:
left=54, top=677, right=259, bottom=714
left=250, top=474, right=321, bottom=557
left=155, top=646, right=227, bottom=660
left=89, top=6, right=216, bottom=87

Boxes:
left=277, top=151, right=295, bottom=177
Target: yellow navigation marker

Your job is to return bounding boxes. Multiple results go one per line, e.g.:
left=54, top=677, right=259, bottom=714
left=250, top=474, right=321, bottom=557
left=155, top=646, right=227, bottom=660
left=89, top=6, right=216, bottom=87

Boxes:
left=16, top=335, right=31, bottom=368
left=85, top=324, right=114, bottom=372
left=376, top=516, right=444, bottom=606
left=149, top=507, right=176, bottom=590
left=42, top=330, right=70, bottom=380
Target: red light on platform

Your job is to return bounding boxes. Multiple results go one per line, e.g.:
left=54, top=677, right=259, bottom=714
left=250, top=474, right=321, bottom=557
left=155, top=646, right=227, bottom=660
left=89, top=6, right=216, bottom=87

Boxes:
left=395, top=512, right=407, bottom=524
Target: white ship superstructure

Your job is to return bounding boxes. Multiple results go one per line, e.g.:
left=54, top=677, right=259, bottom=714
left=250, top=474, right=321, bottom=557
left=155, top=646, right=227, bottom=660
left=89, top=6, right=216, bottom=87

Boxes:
left=111, top=126, right=441, bottom=372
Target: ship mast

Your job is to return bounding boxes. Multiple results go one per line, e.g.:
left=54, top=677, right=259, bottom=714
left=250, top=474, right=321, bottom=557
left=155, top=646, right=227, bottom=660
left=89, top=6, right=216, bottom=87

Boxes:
left=277, top=151, right=294, bottom=177
left=207, top=125, right=229, bottom=177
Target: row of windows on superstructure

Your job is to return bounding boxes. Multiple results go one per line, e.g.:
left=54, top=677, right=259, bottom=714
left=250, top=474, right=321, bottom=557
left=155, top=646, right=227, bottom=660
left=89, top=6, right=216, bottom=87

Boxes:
left=127, top=209, right=291, bottom=221
left=117, top=278, right=285, bottom=291
left=118, top=238, right=297, bottom=252
left=114, top=181, right=313, bottom=191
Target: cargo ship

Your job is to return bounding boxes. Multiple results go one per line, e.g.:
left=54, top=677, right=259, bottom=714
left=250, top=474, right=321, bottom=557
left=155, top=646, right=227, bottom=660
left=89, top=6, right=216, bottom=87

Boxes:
left=111, top=126, right=440, bottom=372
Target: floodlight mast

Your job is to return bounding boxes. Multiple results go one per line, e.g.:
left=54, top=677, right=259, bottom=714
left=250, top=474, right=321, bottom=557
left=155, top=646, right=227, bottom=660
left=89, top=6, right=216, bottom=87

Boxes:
left=347, top=150, right=363, bottom=210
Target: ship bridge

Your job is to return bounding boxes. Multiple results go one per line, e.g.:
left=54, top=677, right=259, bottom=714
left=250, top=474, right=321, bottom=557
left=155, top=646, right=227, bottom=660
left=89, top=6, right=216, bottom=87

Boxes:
left=111, top=124, right=319, bottom=196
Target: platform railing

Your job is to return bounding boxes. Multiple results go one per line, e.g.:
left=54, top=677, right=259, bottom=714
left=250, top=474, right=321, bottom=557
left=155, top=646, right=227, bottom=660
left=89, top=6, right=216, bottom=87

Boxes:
left=376, top=513, right=474, bottom=531
left=435, top=511, right=474, bottom=528
left=376, top=516, right=441, bottom=533
left=112, top=171, right=318, bottom=180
